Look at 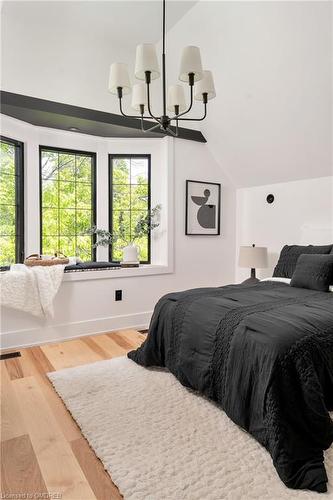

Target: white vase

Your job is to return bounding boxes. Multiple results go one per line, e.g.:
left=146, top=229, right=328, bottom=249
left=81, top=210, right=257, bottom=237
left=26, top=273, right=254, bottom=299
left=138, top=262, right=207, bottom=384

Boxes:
left=122, top=242, right=139, bottom=263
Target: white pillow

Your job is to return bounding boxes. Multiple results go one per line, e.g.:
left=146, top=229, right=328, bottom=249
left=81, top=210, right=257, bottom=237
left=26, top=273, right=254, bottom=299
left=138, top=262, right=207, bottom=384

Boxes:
left=261, top=277, right=291, bottom=285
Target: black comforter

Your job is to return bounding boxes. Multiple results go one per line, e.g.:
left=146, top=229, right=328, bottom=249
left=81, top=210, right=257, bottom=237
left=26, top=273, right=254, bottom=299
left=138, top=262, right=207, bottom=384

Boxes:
left=128, top=282, right=333, bottom=493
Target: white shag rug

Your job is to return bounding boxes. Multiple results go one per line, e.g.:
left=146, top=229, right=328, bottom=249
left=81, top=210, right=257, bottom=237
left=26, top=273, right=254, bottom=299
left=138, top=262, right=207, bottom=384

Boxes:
left=48, top=357, right=333, bottom=500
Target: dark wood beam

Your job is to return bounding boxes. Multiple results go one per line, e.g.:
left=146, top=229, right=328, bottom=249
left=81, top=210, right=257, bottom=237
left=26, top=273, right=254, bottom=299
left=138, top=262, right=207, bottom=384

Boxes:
left=0, top=91, right=206, bottom=143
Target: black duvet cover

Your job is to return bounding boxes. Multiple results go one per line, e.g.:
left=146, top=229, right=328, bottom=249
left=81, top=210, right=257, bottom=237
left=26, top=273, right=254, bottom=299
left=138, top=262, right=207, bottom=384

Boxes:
left=128, top=282, right=333, bottom=493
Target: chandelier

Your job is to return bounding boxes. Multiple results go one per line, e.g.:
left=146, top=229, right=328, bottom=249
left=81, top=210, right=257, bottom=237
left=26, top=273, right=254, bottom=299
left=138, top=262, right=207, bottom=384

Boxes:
left=108, top=0, right=216, bottom=137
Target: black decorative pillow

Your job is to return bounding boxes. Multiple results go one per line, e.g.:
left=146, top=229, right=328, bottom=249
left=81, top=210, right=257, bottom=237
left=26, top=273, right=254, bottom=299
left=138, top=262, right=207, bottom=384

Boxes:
left=290, top=254, right=333, bottom=292
left=273, top=244, right=333, bottom=278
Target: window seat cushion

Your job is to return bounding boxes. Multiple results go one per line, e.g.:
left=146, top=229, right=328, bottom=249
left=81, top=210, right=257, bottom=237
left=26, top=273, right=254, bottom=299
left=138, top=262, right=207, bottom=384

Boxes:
left=65, top=261, right=121, bottom=272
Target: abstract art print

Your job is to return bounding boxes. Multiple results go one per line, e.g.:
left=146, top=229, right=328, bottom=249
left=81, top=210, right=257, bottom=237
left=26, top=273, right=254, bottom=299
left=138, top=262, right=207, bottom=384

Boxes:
left=185, top=180, right=221, bottom=235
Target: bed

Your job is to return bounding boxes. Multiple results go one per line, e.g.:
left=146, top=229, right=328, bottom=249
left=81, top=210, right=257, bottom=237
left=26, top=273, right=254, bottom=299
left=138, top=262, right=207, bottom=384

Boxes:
left=128, top=245, right=333, bottom=493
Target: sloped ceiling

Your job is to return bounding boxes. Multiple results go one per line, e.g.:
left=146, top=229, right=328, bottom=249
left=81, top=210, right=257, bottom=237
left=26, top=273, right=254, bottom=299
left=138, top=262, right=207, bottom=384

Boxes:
left=163, top=1, right=332, bottom=187
left=1, top=1, right=332, bottom=187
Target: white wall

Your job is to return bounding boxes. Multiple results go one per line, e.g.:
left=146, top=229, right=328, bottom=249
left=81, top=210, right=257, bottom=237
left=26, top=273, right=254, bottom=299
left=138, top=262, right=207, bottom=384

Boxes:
left=158, top=1, right=332, bottom=187
left=236, top=176, right=333, bottom=282
left=0, top=115, right=236, bottom=349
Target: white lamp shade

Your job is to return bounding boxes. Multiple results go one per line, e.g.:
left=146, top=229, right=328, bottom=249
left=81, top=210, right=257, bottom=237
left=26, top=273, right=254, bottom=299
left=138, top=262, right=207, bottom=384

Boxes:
left=131, top=83, right=147, bottom=111
left=108, top=63, right=131, bottom=95
left=179, top=46, right=203, bottom=82
left=194, top=70, right=216, bottom=101
left=135, top=44, right=160, bottom=80
left=238, top=246, right=268, bottom=269
left=167, top=85, right=186, bottom=112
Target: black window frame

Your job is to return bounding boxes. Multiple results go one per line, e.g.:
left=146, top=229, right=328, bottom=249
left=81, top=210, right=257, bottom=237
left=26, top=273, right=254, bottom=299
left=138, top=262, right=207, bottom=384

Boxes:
left=0, top=135, right=24, bottom=268
left=39, top=145, right=97, bottom=261
left=109, top=154, right=151, bottom=264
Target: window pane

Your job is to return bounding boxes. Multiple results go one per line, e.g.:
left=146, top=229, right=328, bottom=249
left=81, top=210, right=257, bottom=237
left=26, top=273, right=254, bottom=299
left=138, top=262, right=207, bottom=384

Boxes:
left=60, top=209, right=76, bottom=236
left=112, top=210, right=130, bottom=234
left=130, top=158, right=148, bottom=184
left=0, top=236, right=16, bottom=266
left=59, top=237, right=76, bottom=257
left=76, top=156, right=92, bottom=182
left=0, top=205, right=15, bottom=235
left=76, top=182, right=92, bottom=208
left=41, top=148, right=95, bottom=261
left=112, top=185, right=130, bottom=210
left=131, top=210, right=148, bottom=235
left=135, top=235, right=149, bottom=262
left=131, top=184, right=148, bottom=211
left=42, top=179, right=58, bottom=208
left=42, top=208, right=59, bottom=235
left=41, top=150, right=58, bottom=180
left=76, top=236, right=92, bottom=260
left=42, top=236, right=59, bottom=255
left=112, top=158, right=130, bottom=184
left=76, top=210, right=92, bottom=233
left=59, top=181, right=76, bottom=208
left=58, top=153, right=75, bottom=181
left=0, top=142, right=15, bottom=175
left=0, top=172, right=15, bottom=203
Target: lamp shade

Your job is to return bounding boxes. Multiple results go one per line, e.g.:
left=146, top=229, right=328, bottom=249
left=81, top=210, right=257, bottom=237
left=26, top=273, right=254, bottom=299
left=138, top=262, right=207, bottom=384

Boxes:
left=239, top=245, right=268, bottom=269
left=179, top=46, right=203, bottom=82
left=194, top=70, right=216, bottom=101
left=108, top=63, right=131, bottom=95
left=167, top=85, right=186, bottom=112
left=131, top=83, right=147, bottom=111
left=135, top=44, right=160, bottom=80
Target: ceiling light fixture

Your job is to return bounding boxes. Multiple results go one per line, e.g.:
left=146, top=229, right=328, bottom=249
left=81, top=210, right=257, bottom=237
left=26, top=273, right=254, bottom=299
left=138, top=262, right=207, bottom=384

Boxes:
left=108, top=0, right=216, bottom=137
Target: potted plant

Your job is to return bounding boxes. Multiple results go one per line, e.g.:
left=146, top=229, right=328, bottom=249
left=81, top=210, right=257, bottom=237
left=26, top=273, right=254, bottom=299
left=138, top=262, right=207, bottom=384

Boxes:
left=118, top=204, right=161, bottom=265
left=83, top=227, right=114, bottom=258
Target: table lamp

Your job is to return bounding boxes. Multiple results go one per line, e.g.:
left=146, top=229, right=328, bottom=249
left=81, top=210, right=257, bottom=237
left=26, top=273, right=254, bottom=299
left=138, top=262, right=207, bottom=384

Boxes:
left=239, top=244, right=268, bottom=284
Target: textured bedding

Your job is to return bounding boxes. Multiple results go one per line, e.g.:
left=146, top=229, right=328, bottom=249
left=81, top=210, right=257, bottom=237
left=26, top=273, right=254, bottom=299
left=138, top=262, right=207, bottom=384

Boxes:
left=128, top=281, right=333, bottom=493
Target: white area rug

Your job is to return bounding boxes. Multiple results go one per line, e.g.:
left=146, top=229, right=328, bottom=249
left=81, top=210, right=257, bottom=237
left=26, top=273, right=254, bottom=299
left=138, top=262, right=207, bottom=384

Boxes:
left=48, top=357, right=333, bottom=500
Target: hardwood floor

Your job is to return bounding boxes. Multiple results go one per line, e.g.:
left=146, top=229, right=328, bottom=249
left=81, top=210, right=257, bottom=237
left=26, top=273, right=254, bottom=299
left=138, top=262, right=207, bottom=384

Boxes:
left=0, top=329, right=146, bottom=500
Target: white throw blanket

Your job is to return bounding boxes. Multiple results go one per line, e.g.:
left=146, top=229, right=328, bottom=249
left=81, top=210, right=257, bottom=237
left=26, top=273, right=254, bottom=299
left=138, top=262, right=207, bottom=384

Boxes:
left=0, top=264, right=65, bottom=317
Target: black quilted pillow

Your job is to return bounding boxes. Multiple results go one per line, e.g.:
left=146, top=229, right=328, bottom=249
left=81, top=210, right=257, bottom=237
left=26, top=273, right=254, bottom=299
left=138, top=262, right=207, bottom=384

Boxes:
left=290, top=254, right=333, bottom=292
left=273, top=244, right=333, bottom=278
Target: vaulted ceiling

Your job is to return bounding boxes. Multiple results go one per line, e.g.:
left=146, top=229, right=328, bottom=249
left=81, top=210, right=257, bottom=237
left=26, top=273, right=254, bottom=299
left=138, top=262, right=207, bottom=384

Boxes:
left=1, top=1, right=332, bottom=187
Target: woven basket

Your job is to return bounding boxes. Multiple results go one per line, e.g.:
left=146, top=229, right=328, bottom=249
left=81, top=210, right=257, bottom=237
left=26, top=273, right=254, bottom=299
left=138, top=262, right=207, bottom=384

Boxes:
left=24, top=253, right=69, bottom=267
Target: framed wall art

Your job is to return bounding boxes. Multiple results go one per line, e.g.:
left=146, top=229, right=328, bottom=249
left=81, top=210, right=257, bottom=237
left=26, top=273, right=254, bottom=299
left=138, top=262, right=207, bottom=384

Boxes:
left=185, top=180, right=221, bottom=235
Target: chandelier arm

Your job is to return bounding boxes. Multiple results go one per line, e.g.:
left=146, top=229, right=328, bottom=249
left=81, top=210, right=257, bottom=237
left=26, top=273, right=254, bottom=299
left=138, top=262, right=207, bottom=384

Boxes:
left=165, top=126, right=178, bottom=137
left=141, top=119, right=163, bottom=133
left=176, top=103, right=207, bottom=121
left=170, top=84, right=194, bottom=121
left=118, top=94, right=151, bottom=119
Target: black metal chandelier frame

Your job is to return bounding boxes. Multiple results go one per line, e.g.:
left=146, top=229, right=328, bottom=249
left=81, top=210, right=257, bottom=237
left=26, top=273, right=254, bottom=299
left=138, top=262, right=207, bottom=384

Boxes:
left=116, top=0, right=208, bottom=136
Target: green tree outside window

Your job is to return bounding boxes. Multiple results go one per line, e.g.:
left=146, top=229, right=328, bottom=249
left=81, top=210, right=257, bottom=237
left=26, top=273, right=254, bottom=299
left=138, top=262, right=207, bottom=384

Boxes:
left=0, top=139, right=23, bottom=266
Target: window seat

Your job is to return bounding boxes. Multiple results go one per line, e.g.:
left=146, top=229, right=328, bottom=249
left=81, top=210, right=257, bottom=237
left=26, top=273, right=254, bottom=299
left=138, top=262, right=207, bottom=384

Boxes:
left=65, top=261, right=121, bottom=272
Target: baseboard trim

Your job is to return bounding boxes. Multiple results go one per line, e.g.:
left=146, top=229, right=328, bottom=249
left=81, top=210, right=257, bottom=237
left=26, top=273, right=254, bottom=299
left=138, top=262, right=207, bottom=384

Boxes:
left=0, top=311, right=152, bottom=350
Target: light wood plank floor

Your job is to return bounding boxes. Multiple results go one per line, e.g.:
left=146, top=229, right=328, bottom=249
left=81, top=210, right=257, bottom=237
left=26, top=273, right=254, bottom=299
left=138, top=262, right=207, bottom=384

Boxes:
left=0, top=329, right=146, bottom=500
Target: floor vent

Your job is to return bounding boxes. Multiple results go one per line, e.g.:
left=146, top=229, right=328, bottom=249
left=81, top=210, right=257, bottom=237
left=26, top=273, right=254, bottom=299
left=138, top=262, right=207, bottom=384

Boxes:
left=0, top=351, right=21, bottom=361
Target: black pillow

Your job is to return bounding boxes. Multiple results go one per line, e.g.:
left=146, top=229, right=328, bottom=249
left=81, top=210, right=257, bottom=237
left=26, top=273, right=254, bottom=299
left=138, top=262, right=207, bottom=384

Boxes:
left=273, top=244, right=333, bottom=278
left=290, top=254, right=333, bottom=292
